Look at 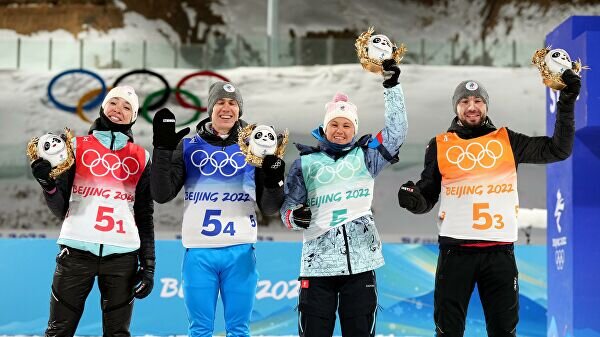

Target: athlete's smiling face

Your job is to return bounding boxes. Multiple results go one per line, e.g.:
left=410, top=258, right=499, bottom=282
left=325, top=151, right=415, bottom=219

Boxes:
left=456, top=96, right=487, bottom=127
left=211, top=98, right=239, bottom=135
left=325, top=117, right=355, bottom=144
left=104, top=97, right=133, bottom=124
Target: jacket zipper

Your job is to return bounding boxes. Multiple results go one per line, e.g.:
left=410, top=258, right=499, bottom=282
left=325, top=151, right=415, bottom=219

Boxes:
left=110, top=131, right=116, bottom=151
left=341, top=224, right=353, bottom=275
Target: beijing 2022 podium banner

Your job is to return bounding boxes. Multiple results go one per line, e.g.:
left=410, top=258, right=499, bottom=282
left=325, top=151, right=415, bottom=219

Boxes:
left=0, top=240, right=546, bottom=336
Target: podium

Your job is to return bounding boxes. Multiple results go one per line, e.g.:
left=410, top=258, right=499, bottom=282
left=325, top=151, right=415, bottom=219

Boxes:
left=546, top=16, right=600, bottom=337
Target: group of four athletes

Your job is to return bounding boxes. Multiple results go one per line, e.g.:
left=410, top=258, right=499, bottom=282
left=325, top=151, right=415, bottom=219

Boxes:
left=31, top=59, right=581, bottom=337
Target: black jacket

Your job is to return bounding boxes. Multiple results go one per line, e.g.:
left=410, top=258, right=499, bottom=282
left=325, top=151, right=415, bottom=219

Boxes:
left=413, top=94, right=575, bottom=245
left=150, top=117, right=284, bottom=216
left=42, top=119, right=155, bottom=260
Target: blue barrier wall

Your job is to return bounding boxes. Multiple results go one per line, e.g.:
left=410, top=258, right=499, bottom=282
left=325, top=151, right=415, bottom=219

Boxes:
left=0, top=239, right=546, bottom=336
left=545, top=16, right=600, bottom=337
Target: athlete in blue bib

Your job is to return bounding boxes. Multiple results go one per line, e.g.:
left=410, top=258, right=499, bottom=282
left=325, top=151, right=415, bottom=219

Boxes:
left=150, top=81, right=285, bottom=337
left=281, top=59, right=408, bottom=337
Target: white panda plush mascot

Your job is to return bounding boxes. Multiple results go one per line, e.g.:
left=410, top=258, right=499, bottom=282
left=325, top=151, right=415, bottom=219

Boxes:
left=36, top=133, right=69, bottom=167
left=367, top=34, right=394, bottom=61
left=248, top=125, right=277, bottom=158
left=544, top=48, right=573, bottom=75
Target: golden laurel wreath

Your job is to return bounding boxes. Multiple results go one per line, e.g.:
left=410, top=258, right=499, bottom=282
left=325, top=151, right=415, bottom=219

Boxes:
left=238, top=124, right=289, bottom=167
left=26, top=127, right=75, bottom=179
left=355, top=26, right=407, bottom=74
left=531, top=46, right=587, bottom=90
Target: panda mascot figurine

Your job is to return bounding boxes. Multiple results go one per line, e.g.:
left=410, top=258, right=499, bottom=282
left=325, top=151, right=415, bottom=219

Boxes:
left=36, top=133, right=69, bottom=167
left=248, top=125, right=278, bottom=158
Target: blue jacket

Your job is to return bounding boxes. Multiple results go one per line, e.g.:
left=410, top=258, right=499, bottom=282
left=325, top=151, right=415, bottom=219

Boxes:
left=280, top=85, right=408, bottom=276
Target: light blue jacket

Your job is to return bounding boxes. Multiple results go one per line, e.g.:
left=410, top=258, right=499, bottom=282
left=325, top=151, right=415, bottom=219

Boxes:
left=280, top=85, right=408, bottom=277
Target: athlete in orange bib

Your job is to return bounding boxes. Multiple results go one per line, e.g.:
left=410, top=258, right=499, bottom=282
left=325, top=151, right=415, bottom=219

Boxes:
left=397, top=71, right=581, bottom=337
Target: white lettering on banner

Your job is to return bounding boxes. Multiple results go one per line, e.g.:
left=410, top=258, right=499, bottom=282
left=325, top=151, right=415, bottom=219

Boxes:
left=552, top=236, right=567, bottom=247
left=554, top=189, right=564, bottom=233
left=159, top=278, right=300, bottom=300
left=190, top=150, right=247, bottom=177
left=256, top=280, right=300, bottom=300
left=548, top=87, right=558, bottom=114
left=555, top=249, right=565, bottom=271
left=81, top=149, right=140, bottom=181
left=160, top=278, right=184, bottom=298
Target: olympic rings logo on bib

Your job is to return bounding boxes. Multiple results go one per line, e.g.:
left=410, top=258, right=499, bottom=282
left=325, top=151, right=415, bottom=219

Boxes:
left=308, top=154, right=362, bottom=184
left=190, top=150, right=247, bottom=177
left=446, top=140, right=504, bottom=171
left=81, top=149, right=140, bottom=181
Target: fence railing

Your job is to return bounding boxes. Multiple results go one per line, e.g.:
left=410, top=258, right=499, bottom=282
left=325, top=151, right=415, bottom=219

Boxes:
left=0, top=36, right=544, bottom=70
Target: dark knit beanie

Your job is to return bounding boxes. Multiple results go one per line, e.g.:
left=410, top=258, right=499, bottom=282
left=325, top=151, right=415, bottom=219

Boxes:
left=452, top=80, right=489, bottom=112
left=207, top=81, right=244, bottom=117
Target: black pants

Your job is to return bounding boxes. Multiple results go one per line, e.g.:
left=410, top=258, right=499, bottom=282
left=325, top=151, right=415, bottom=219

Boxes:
left=434, top=246, right=519, bottom=337
left=297, top=270, right=378, bottom=337
left=45, top=246, right=138, bottom=337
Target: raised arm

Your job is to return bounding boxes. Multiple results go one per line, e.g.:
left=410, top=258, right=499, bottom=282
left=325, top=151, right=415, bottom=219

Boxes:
left=365, top=59, right=409, bottom=177
left=508, top=69, right=581, bottom=164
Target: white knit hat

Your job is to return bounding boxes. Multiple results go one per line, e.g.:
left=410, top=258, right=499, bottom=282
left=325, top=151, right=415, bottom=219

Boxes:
left=101, top=86, right=140, bottom=123
left=323, top=92, right=358, bottom=134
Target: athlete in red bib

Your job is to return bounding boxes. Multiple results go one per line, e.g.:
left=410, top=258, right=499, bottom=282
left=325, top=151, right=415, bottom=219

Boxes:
left=30, top=86, right=155, bottom=337
left=397, top=71, right=581, bottom=337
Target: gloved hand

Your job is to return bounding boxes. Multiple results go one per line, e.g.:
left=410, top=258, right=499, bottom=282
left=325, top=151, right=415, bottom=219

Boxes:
left=134, top=258, right=155, bottom=299
left=559, top=69, right=582, bottom=104
left=382, top=59, right=401, bottom=88
left=398, top=181, right=427, bottom=213
left=152, top=108, right=190, bottom=150
left=291, top=204, right=312, bottom=229
left=31, top=158, right=56, bottom=191
left=262, top=155, right=285, bottom=188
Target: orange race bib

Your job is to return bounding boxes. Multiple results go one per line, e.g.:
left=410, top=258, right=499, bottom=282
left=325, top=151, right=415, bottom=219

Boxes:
left=436, top=128, right=519, bottom=242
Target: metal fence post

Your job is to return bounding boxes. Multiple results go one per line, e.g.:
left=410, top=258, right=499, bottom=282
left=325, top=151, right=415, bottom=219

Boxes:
left=420, top=38, right=425, bottom=65
left=512, top=40, right=517, bottom=67
left=451, top=40, right=456, bottom=65
left=79, top=39, right=84, bottom=68
left=111, top=40, right=115, bottom=68
left=174, top=43, right=179, bottom=68
left=326, top=36, right=334, bottom=65
left=16, top=38, right=20, bottom=69
left=48, top=38, right=52, bottom=70
left=294, top=35, right=302, bottom=66
left=142, top=40, right=147, bottom=68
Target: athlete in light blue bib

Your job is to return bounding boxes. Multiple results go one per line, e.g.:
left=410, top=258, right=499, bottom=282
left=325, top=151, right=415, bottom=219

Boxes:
left=281, top=59, right=408, bottom=337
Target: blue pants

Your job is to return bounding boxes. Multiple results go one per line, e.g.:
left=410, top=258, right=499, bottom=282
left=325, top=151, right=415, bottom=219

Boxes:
left=182, top=244, right=258, bottom=337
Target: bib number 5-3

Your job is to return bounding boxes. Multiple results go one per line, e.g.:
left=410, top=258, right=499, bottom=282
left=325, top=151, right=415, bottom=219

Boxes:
left=472, top=202, right=504, bottom=230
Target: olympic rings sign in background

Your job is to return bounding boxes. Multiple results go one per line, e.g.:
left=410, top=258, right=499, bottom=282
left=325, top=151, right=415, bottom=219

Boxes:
left=47, top=68, right=230, bottom=125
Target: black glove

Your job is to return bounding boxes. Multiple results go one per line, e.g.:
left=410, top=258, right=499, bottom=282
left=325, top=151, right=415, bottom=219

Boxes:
left=291, top=205, right=312, bottom=229
left=559, top=69, right=582, bottom=104
left=152, top=108, right=190, bottom=150
left=31, top=158, right=56, bottom=191
left=134, top=258, right=155, bottom=299
left=262, top=155, right=285, bottom=188
left=382, top=59, right=401, bottom=88
left=398, top=181, right=428, bottom=213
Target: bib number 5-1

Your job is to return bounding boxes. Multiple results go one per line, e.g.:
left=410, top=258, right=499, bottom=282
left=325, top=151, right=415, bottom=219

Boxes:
left=94, top=206, right=126, bottom=234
